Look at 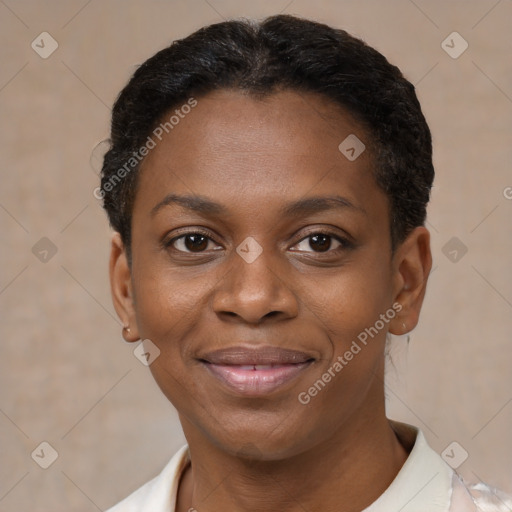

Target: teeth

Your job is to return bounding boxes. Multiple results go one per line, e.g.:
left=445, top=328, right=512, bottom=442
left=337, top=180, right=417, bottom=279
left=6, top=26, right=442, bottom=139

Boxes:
left=234, top=364, right=276, bottom=370
left=227, top=364, right=301, bottom=370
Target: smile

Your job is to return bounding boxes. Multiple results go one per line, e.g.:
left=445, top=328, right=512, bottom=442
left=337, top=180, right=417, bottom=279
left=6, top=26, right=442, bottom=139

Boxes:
left=199, top=345, right=315, bottom=396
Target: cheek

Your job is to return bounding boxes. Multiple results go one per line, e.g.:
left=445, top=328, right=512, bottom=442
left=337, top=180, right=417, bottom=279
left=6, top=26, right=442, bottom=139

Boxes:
left=132, top=264, right=213, bottom=409
left=305, top=261, right=393, bottom=348
left=293, top=266, right=392, bottom=430
left=132, top=260, right=212, bottom=354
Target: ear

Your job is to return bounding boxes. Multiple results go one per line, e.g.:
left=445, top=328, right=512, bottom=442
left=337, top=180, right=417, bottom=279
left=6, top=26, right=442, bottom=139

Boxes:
left=109, top=232, right=140, bottom=342
left=388, top=226, right=432, bottom=335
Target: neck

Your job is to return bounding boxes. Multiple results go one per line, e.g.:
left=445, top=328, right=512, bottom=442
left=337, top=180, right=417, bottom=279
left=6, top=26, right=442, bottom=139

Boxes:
left=176, top=408, right=409, bottom=512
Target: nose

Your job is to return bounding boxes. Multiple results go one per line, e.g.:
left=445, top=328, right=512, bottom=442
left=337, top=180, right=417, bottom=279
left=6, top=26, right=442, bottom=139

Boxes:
left=211, top=243, right=299, bottom=325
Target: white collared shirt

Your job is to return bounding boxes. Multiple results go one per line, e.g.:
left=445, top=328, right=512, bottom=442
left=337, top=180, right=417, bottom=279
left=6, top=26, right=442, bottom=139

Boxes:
left=105, top=422, right=511, bottom=511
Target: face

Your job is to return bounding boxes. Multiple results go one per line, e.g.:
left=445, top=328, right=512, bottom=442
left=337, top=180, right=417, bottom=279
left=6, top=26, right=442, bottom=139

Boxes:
left=110, top=89, right=431, bottom=460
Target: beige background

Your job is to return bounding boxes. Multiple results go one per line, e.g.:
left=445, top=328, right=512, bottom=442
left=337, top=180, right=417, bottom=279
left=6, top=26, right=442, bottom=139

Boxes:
left=1, top=0, right=511, bottom=510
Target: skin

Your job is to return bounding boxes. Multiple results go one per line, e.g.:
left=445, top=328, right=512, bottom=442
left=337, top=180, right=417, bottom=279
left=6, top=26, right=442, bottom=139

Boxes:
left=110, top=89, right=432, bottom=512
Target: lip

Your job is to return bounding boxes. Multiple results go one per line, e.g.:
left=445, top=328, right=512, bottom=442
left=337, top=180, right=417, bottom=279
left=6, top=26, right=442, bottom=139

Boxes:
left=200, top=346, right=314, bottom=365
left=199, top=346, right=315, bottom=396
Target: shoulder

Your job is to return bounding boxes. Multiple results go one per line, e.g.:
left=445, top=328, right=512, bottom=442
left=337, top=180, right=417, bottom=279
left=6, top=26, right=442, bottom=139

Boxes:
left=105, top=477, right=159, bottom=512
left=390, top=421, right=512, bottom=512
left=105, top=445, right=190, bottom=512
left=450, top=472, right=512, bottom=512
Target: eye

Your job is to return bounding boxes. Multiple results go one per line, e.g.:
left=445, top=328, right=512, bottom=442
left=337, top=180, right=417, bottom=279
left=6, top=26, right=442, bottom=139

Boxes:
left=166, top=231, right=222, bottom=253
left=291, top=232, right=347, bottom=253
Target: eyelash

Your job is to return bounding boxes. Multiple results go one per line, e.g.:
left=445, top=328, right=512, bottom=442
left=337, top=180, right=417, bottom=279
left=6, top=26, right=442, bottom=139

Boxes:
left=164, top=228, right=352, bottom=255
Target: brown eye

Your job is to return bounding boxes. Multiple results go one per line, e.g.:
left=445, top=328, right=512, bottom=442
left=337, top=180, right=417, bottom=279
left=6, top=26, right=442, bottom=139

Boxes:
left=291, top=232, right=345, bottom=254
left=168, top=232, right=220, bottom=253
left=308, top=234, right=331, bottom=252
left=183, top=234, right=208, bottom=252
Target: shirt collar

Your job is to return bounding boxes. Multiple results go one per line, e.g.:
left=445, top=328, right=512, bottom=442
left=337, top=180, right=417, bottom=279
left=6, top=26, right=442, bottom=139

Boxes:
left=363, top=421, right=454, bottom=511
left=121, top=421, right=455, bottom=512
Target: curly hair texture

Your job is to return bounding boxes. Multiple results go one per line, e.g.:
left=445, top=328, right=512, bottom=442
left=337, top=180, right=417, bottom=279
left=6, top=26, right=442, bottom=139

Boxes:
left=100, top=14, right=434, bottom=260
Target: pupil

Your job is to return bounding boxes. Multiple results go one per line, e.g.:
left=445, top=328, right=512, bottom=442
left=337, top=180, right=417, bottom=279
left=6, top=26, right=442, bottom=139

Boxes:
left=185, top=234, right=208, bottom=252
left=310, top=234, right=331, bottom=252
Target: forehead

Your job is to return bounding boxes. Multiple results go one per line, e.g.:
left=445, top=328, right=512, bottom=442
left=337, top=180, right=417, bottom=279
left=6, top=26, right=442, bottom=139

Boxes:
left=133, top=89, right=385, bottom=224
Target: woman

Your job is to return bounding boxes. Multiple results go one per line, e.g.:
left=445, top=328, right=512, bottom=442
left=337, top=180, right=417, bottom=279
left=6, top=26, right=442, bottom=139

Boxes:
left=99, top=14, right=511, bottom=512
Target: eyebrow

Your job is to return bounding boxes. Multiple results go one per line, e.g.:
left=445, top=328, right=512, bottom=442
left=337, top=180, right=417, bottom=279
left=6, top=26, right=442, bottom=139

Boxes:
left=150, top=193, right=366, bottom=218
left=150, top=194, right=227, bottom=217
left=280, top=195, right=366, bottom=217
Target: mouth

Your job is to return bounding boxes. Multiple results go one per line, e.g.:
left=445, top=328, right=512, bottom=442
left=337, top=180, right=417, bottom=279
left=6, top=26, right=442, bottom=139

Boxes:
left=198, top=346, right=316, bottom=396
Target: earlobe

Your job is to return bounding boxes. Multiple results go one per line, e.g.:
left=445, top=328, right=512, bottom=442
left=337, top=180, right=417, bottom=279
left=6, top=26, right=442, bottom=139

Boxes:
left=109, top=232, right=140, bottom=342
left=389, top=226, right=432, bottom=335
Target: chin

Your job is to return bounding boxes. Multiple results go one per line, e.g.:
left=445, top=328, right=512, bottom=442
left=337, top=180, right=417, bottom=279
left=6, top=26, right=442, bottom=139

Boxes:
left=202, top=416, right=321, bottom=462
